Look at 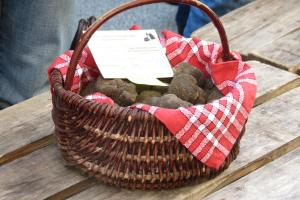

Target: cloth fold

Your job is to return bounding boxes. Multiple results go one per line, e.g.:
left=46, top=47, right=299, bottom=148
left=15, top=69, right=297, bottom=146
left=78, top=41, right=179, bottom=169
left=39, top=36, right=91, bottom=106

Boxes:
left=48, top=27, right=256, bottom=169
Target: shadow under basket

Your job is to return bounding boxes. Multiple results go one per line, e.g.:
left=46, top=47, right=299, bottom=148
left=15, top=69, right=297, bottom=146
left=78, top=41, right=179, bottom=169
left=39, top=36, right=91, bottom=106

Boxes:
left=49, top=0, right=247, bottom=190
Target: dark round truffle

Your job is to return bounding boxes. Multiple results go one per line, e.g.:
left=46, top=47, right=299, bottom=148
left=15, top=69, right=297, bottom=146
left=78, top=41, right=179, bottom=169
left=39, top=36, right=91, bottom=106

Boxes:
left=137, top=90, right=162, bottom=103
left=168, top=74, right=207, bottom=104
left=204, top=78, right=215, bottom=91
left=174, top=63, right=206, bottom=87
left=94, top=78, right=138, bottom=106
left=80, top=81, right=96, bottom=96
left=207, top=86, right=223, bottom=102
left=145, top=94, right=192, bottom=109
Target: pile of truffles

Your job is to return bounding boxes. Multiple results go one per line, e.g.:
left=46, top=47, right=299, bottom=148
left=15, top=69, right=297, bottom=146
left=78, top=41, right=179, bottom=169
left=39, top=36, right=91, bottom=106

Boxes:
left=80, top=63, right=223, bottom=108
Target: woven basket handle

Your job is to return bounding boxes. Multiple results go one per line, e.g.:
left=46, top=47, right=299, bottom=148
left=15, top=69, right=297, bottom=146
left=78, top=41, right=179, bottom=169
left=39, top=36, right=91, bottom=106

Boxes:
left=65, top=0, right=232, bottom=90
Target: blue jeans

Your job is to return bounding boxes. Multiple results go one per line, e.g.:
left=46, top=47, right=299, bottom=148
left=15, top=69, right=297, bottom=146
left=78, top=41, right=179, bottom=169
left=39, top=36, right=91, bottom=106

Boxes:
left=176, top=0, right=252, bottom=37
left=0, top=0, right=75, bottom=109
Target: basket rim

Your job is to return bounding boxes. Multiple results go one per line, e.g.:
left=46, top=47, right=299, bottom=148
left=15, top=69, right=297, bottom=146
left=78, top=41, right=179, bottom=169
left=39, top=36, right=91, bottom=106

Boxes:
left=50, top=69, right=159, bottom=122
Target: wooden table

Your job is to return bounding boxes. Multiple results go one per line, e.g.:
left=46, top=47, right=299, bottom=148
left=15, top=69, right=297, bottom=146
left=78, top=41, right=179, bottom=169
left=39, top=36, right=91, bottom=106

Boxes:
left=1, top=0, right=300, bottom=199
left=193, top=0, right=300, bottom=74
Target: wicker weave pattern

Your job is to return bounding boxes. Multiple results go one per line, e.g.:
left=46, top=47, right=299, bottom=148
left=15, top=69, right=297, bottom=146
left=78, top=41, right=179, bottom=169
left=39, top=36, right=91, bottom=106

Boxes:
left=51, top=70, right=245, bottom=189
left=49, top=0, right=247, bottom=190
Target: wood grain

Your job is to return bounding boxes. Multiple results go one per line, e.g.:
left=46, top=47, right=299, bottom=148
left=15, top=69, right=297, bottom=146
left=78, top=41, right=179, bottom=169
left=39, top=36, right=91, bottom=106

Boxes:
left=1, top=61, right=299, bottom=166
left=205, top=147, right=300, bottom=200
left=249, top=29, right=300, bottom=74
left=0, top=64, right=299, bottom=199
left=0, top=144, right=85, bottom=200
left=45, top=178, right=97, bottom=200
left=0, top=92, right=53, bottom=158
left=249, top=61, right=300, bottom=106
left=0, top=135, right=54, bottom=166
left=68, top=87, right=300, bottom=200
left=192, top=0, right=300, bottom=62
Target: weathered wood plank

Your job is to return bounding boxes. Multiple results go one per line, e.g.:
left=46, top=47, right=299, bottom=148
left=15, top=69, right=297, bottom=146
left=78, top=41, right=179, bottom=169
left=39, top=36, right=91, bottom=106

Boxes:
left=0, top=63, right=299, bottom=199
left=1, top=61, right=299, bottom=166
left=0, top=144, right=85, bottom=200
left=0, top=92, right=53, bottom=165
left=249, top=61, right=300, bottom=106
left=68, top=87, right=300, bottom=200
left=249, top=29, right=300, bottom=74
left=192, top=0, right=300, bottom=58
left=0, top=135, right=54, bottom=166
left=205, top=147, right=300, bottom=200
left=0, top=85, right=300, bottom=199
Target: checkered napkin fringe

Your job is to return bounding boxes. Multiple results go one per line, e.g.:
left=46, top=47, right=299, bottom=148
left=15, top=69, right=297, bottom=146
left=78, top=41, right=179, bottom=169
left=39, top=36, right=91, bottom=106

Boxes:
left=48, top=30, right=256, bottom=169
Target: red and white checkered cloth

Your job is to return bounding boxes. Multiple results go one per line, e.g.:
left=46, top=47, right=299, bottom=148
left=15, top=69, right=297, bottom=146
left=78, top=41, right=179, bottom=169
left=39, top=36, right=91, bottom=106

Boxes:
left=48, top=27, right=256, bottom=169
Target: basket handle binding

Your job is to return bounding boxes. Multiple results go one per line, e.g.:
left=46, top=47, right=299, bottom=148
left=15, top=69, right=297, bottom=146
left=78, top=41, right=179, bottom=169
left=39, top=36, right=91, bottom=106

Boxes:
left=65, top=0, right=232, bottom=91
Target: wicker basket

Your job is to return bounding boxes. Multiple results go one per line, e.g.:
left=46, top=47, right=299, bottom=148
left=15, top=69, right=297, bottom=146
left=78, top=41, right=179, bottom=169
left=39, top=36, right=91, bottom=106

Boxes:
left=50, top=0, right=246, bottom=190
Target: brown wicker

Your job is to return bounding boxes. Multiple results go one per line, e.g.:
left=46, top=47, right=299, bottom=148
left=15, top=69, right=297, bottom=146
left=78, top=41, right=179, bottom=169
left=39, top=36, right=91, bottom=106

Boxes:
left=50, top=0, right=246, bottom=190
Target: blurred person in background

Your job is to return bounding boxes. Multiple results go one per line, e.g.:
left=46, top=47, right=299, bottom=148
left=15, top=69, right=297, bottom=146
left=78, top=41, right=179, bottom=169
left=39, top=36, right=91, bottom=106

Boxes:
left=176, top=0, right=253, bottom=37
left=0, top=0, right=75, bottom=109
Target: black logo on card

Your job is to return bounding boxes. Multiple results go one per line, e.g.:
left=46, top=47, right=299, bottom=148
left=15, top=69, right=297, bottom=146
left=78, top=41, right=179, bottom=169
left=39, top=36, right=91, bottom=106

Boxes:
left=144, top=33, right=155, bottom=42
